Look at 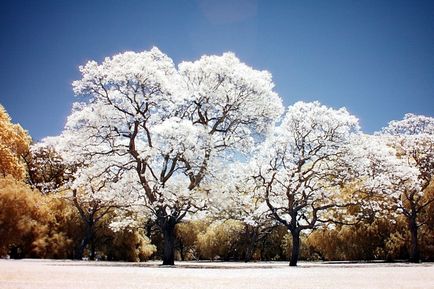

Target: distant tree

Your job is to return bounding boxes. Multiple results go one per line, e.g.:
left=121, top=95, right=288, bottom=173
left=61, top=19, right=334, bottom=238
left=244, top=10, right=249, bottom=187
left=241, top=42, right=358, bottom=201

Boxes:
left=196, top=219, right=245, bottom=260
left=0, top=104, right=31, bottom=180
left=378, top=114, right=434, bottom=262
left=344, top=115, right=434, bottom=263
left=69, top=162, right=137, bottom=260
left=175, top=220, right=210, bottom=260
left=25, top=144, right=69, bottom=194
left=258, top=225, right=288, bottom=261
left=214, top=163, right=277, bottom=262
left=66, top=47, right=283, bottom=265
left=250, top=101, right=360, bottom=266
left=31, top=138, right=134, bottom=260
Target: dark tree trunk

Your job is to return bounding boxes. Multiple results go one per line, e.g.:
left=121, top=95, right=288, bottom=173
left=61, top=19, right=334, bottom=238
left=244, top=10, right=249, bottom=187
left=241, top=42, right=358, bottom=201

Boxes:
left=75, top=239, right=87, bottom=260
left=289, top=230, right=300, bottom=266
left=75, top=223, right=93, bottom=260
left=408, top=215, right=420, bottom=263
left=89, top=235, right=96, bottom=261
left=244, top=227, right=258, bottom=262
left=9, top=246, right=23, bottom=259
left=162, top=221, right=176, bottom=265
left=244, top=245, right=254, bottom=262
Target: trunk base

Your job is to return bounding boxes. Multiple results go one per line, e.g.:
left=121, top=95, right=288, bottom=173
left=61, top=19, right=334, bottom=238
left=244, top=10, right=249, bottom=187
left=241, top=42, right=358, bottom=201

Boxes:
left=408, top=216, right=420, bottom=263
left=161, top=221, right=176, bottom=266
left=289, top=231, right=300, bottom=267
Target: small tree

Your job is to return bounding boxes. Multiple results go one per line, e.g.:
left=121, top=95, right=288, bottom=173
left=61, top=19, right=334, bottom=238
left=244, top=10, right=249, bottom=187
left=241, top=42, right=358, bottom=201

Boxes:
left=31, top=138, right=135, bottom=260
left=25, top=144, right=69, bottom=194
left=251, top=101, right=360, bottom=266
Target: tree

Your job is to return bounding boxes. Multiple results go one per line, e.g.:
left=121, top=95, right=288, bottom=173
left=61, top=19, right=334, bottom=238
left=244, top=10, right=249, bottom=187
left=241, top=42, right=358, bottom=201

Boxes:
left=309, top=127, right=434, bottom=262
left=25, top=143, right=69, bottom=194
left=0, top=104, right=31, bottom=180
left=379, top=113, right=434, bottom=262
left=30, top=137, right=135, bottom=260
left=65, top=47, right=283, bottom=265
left=69, top=163, right=137, bottom=260
left=250, top=101, right=360, bottom=266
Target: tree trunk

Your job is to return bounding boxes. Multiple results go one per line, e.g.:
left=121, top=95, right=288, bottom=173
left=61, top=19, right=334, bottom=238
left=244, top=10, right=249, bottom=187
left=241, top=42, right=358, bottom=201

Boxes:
left=89, top=235, right=96, bottom=261
left=408, top=215, right=420, bottom=263
left=9, top=246, right=22, bottom=259
left=244, top=245, right=254, bottom=262
left=179, top=242, right=185, bottom=261
left=75, top=238, right=88, bottom=260
left=244, top=227, right=258, bottom=262
left=75, top=223, right=93, bottom=260
left=289, top=230, right=300, bottom=266
left=162, top=221, right=176, bottom=265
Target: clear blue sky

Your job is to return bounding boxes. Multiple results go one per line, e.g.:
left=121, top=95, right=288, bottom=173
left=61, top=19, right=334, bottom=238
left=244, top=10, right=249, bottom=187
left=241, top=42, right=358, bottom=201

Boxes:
left=1, top=0, right=433, bottom=141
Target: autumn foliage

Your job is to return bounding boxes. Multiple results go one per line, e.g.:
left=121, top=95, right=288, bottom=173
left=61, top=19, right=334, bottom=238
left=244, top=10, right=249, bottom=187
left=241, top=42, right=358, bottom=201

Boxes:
left=0, top=176, right=74, bottom=258
left=0, top=104, right=31, bottom=180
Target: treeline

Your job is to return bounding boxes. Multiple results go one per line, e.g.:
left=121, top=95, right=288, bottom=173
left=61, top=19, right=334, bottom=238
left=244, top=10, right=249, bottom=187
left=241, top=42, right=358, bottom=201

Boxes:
left=1, top=101, right=434, bottom=263
left=160, top=212, right=434, bottom=262
left=1, top=176, right=433, bottom=262
left=1, top=47, right=434, bottom=265
left=1, top=113, right=433, bottom=262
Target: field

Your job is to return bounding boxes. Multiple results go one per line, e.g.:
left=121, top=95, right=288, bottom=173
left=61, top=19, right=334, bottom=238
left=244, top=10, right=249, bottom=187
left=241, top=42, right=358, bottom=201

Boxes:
left=1, top=259, right=433, bottom=289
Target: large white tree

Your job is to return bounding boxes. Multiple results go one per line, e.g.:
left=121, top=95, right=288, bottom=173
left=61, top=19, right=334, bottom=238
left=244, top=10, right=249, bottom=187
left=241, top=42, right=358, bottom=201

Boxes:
left=250, top=101, right=360, bottom=266
left=378, top=113, right=434, bottom=262
left=67, top=47, right=283, bottom=265
left=345, top=114, right=434, bottom=263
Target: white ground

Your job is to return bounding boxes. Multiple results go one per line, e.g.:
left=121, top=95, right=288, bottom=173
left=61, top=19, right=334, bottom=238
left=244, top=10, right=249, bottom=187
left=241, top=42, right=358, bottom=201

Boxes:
left=0, top=259, right=433, bottom=289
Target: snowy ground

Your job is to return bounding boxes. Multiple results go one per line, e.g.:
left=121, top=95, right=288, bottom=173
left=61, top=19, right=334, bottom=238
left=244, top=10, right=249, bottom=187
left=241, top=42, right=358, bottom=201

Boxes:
left=0, top=259, right=433, bottom=289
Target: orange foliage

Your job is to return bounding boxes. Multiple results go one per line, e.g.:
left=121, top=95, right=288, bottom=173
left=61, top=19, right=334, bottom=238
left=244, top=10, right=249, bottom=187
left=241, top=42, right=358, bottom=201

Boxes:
left=0, top=104, right=31, bottom=180
left=0, top=176, right=79, bottom=258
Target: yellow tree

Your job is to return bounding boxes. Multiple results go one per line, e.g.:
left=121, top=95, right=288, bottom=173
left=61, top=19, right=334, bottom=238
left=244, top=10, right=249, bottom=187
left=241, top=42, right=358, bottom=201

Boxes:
left=0, top=175, right=76, bottom=258
left=0, top=104, right=31, bottom=180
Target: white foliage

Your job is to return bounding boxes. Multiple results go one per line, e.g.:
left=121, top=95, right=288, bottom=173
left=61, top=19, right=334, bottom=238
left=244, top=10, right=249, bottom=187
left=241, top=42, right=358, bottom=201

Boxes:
left=249, top=101, right=360, bottom=228
left=179, top=52, right=283, bottom=153
left=375, top=113, right=434, bottom=215
left=63, top=47, right=284, bottom=225
left=382, top=113, right=434, bottom=136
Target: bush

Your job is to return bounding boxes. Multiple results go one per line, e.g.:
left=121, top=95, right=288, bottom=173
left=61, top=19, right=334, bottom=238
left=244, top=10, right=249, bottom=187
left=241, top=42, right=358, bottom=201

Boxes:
left=0, top=176, right=77, bottom=258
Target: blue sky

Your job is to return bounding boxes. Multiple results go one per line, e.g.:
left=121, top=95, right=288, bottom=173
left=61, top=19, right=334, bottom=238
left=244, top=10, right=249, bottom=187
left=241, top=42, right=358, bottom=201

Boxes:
left=1, top=0, right=433, bottom=141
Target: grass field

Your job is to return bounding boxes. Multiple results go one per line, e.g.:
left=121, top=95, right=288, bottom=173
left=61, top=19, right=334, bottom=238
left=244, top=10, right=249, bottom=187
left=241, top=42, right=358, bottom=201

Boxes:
left=0, top=259, right=433, bottom=289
